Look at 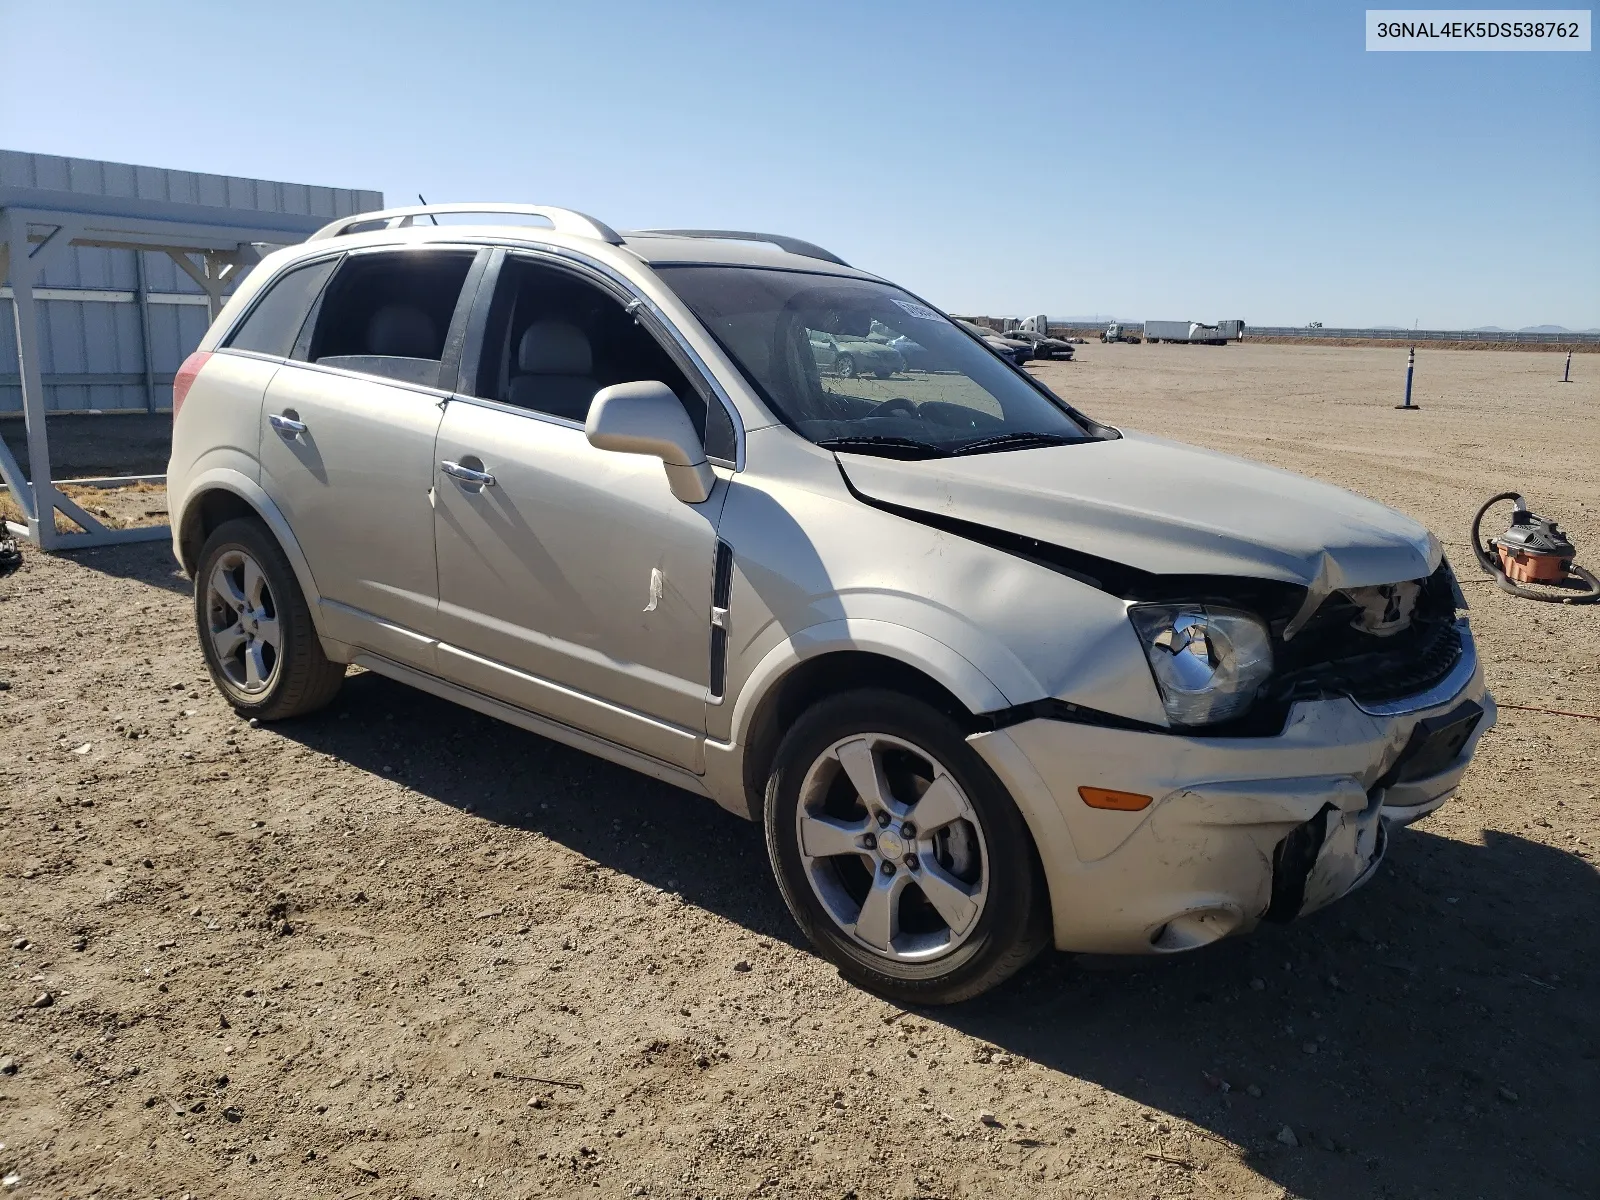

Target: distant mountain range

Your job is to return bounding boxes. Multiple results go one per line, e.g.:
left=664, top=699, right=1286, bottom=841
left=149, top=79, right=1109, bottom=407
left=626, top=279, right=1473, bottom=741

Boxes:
left=1365, top=323, right=1600, bottom=333
left=1470, top=325, right=1600, bottom=333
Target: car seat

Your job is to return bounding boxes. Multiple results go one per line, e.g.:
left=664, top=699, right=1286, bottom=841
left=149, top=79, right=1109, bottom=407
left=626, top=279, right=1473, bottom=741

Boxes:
left=508, top=321, right=600, bottom=421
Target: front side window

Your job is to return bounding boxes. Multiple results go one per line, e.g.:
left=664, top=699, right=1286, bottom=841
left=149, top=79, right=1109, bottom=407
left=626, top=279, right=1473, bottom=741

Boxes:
left=471, top=256, right=709, bottom=440
left=304, top=250, right=475, bottom=387
left=224, top=257, right=338, bottom=358
left=658, top=266, right=1098, bottom=458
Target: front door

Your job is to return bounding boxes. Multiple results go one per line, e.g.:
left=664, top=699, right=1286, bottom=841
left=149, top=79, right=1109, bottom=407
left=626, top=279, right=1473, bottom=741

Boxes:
left=257, top=246, right=483, bottom=669
left=431, top=253, right=726, bottom=771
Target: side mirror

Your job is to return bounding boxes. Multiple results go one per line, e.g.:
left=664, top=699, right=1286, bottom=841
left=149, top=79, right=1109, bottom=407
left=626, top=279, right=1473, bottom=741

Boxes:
left=585, top=381, right=716, bottom=504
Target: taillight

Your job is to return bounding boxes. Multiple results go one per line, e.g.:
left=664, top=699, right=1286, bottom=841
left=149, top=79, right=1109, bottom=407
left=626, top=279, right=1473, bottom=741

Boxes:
left=172, top=351, right=212, bottom=419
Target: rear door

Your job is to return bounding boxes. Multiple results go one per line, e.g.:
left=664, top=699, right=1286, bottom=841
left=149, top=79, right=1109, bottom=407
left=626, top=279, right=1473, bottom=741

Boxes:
left=257, top=245, right=487, bottom=670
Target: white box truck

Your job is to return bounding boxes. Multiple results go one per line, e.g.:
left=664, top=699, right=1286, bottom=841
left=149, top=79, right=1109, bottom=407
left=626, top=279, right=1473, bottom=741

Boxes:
left=1145, top=320, right=1244, bottom=345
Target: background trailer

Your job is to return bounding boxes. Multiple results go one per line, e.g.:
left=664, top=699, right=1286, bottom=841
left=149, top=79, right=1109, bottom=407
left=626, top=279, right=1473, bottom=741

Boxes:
left=1145, top=320, right=1245, bottom=345
left=0, top=150, right=379, bottom=549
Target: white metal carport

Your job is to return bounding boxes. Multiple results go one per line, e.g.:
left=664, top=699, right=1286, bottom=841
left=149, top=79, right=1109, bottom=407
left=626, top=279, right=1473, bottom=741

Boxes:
left=0, top=185, right=328, bottom=550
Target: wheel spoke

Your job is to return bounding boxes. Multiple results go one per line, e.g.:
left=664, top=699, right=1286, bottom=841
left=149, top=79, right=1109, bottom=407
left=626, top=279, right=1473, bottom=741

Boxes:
left=254, top=616, right=281, bottom=651
left=851, top=870, right=907, bottom=951
left=211, top=622, right=246, bottom=661
left=244, top=643, right=270, bottom=690
left=906, top=773, right=967, bottom=834
left=835, top=737, right=892, bottom=813
left=210, top=562, right=246, bottom=613
left=799, top=812, right=870, bottom=860
left=242, top=557, right=268, bottom=611
left=914, top=861, right=980, bottom=935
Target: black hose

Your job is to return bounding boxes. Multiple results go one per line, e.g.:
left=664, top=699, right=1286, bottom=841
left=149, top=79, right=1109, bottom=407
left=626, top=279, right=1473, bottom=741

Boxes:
left=1469, top=491, right=1600, bottom=603
left=1469, top=492, right=1522, bottom=576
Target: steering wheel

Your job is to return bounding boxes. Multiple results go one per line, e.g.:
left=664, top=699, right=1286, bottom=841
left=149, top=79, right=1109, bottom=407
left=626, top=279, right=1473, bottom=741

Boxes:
left=875, top=397, right=920, bottom=418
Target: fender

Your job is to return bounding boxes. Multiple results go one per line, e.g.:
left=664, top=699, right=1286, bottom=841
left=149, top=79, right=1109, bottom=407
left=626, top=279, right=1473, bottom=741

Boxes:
left=700, top=617, right=1014, bottom=821
left=725, top=617, right=1012, bottom=752
left=172, top=465, right=326, bottom=618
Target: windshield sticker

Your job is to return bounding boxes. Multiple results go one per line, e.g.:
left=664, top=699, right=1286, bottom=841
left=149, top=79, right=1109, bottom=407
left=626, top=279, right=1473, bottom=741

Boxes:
left=891, top=298, right=941, bottom=321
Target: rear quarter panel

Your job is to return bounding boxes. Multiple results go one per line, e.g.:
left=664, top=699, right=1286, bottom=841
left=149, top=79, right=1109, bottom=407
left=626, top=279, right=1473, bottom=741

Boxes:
left=167, top=352, right=282, bottom=552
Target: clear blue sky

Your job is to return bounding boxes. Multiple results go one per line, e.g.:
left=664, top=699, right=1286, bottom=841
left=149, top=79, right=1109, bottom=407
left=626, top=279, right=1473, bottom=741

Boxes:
left=3, top=0, right=1596, bottom=328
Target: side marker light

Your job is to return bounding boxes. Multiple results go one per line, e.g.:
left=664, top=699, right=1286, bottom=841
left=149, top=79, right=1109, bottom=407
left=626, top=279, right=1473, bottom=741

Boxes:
left=1078, top=786, right=1153, bottom=811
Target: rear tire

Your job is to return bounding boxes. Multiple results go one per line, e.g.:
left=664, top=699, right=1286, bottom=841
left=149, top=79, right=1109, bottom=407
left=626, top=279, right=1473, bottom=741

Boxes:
left=763, top=689, right=1050, bottom=1004
left=194, top=517, right=344, bottom=721
left=835, top=354, right=857, bottom=379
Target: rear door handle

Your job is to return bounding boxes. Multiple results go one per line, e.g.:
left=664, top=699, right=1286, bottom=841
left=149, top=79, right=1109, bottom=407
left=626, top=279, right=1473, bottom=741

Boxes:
left=269, top=412, right=307, bottom=437
left=440, top=460, right=497, bottom=487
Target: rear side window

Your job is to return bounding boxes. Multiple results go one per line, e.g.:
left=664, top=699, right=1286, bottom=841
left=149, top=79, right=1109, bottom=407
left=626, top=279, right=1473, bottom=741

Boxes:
left=305, top=250, right=475, bottom=387
left=225, top=258, right=338, bottom=358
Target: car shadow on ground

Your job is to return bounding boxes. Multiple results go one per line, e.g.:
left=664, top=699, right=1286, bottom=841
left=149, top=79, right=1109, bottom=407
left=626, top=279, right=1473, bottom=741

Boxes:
left=286, top=667, right=802, bottom=947
left=53, top=540, right=192, bottom=596
left=271, top=666, right=1598, bottom=1200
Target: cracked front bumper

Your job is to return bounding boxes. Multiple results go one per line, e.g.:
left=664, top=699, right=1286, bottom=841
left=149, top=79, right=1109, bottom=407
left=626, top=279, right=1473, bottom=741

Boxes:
left=968, top=633, right=1494, bottom=954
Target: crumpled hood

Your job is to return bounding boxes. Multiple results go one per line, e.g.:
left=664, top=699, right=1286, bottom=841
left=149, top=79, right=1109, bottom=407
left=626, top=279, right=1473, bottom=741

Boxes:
left=837, top=430, right=1440, bottom=593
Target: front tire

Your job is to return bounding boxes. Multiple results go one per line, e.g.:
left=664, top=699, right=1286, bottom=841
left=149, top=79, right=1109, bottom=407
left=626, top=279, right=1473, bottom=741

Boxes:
left=763, top=689, right=1050, bottom=1004
left=195, top=517, right=344, bottom=720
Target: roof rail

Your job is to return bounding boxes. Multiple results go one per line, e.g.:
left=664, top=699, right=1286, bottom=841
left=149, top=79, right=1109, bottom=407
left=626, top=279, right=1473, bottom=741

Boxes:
left=631, top=229, right=849, bottom=268
left=308, top=204, right=623, bottom=245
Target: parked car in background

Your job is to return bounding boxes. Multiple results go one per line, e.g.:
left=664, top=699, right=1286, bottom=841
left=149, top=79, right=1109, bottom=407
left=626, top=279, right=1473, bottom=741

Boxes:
left=1003, top=328, right=1075, bottom=361
left=869, top=319, right=930, bottom=371
left=955, top=319, right=1032, bottom=365
left=168, top=204, right=1493, bottom=1005
left=810, top=329, right=904, bottom=378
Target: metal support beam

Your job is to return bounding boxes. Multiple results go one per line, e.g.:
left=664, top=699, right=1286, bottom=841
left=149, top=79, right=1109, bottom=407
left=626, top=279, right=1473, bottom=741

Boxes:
left=134, top=251, right=157, bottom=413
left=166, top=249, right=230, bottom=324
left=0, top=232, right=20, bottom=519
left=1, top=209, right=110, bottom=547
left=5, top=210, right=58, bottom=546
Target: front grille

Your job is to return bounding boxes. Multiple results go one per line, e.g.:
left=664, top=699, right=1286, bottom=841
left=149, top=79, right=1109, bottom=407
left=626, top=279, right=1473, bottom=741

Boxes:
left=1283, top=618, right=1463, bottom=705
left=1269, top=562, right=1465, bottom=707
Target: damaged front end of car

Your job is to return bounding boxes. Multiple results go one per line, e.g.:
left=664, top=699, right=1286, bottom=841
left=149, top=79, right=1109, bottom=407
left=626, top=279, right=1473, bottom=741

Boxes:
left=833, top=444, right=1496, bottom=954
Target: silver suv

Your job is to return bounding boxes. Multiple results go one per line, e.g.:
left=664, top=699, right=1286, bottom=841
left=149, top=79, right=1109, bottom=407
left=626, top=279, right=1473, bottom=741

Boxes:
left=168, top=204, right=1494, bottom=1003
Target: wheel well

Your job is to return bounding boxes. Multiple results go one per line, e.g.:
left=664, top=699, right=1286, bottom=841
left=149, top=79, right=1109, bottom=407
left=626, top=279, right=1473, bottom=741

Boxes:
left=177, top=489, right=260, bottom=574
left=740, top=651, right=976, bottom=819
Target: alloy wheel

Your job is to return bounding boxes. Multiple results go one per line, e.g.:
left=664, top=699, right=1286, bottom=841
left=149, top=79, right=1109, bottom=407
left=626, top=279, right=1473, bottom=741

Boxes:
left=795, top=733, right=989, bottom=962
left=204, top=548, right=281, bottom=694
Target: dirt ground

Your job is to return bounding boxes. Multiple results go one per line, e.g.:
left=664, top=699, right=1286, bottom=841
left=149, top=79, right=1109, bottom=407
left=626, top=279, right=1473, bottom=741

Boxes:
left=0, top=343, right=1596, bottom=1200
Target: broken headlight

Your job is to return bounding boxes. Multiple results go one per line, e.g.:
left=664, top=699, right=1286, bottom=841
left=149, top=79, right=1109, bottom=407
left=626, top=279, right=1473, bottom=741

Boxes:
left=1129, top=605, right=1274, bottom=726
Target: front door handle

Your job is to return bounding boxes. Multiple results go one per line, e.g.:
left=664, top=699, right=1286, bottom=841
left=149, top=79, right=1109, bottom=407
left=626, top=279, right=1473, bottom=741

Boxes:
left=269, top=412, right=307, bottom=437
left=440, top=460, right=497, bottom=488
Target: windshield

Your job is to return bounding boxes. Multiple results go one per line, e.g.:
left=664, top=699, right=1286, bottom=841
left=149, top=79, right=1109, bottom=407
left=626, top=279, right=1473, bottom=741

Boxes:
left=657, top=266, right=1095, bottom=457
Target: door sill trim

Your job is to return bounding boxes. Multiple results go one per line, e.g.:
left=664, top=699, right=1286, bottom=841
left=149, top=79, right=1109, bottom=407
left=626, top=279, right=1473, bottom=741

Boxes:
left=351, top=651, right=712, bottom=799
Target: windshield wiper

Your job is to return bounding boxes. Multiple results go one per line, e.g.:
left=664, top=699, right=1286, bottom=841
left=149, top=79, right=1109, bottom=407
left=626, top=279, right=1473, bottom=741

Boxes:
left=815, top=435, right=952, bottom=460
left=950, top=431, right=1090, bottom=456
